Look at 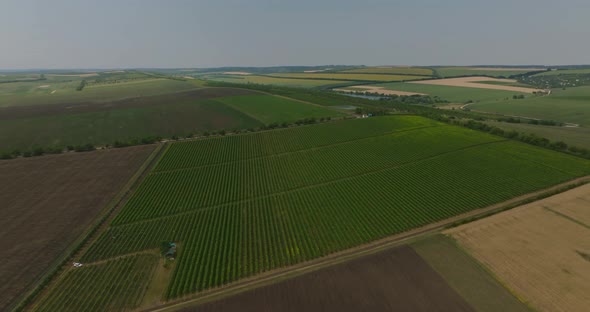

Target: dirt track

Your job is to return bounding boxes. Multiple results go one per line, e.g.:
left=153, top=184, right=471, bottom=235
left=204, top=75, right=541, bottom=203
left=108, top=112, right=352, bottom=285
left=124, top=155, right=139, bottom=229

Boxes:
left=0, top=146, right=154, bottom=311
left=410, top=76, right=543, bottom=93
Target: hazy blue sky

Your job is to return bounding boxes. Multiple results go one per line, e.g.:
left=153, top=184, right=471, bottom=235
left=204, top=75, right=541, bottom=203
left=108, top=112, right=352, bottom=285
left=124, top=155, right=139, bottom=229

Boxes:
left=1, top=0, right=589, bottom=69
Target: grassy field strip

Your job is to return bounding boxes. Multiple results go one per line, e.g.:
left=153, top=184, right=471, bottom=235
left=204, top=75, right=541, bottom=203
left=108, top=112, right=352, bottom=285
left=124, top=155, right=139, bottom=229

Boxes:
left=152, top=124, right=443, bottom=175
left=146, top=177, right=590, bottom=312
left=413, top=235, right=531, bottom=312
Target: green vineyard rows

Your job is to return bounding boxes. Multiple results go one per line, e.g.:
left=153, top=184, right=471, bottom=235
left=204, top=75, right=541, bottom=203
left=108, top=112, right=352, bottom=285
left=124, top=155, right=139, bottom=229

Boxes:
left=33, top=254, right=157, bottom=312
left=43, top=115, right=590, bottom=305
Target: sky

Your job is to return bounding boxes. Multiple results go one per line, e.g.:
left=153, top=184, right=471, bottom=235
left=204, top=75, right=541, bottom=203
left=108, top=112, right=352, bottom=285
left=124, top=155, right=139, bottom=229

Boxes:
left=1, top=0, right=589, bottom=69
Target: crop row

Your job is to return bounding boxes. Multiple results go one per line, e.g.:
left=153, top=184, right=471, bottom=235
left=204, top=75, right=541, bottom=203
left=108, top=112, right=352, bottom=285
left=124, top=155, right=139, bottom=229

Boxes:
left=82, top=140, right=589, bottom=300
left=33, top=254, right=157, bottom=312
left=154, top=115, right=440, bottom=171
left=113, top=126, right=502, bottom=225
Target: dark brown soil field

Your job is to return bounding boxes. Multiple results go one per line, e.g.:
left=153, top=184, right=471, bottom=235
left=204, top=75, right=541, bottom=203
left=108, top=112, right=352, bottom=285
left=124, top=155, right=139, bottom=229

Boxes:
left=182, top=246, right=474, bottom=312
left=0, top=145, right=154, bottom=311
left=0, top=87, right=257, bottom=120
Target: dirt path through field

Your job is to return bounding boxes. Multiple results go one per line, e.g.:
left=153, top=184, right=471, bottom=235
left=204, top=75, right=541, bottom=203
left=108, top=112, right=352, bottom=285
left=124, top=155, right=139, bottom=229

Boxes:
left=410, top=76, right=543, bottom=93
left=147, top=176, right=590, bottom=312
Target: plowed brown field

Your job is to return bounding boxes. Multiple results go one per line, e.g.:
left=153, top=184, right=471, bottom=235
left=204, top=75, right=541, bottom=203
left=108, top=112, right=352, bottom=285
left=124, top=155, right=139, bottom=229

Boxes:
left=181, top=246, right=474, bottom=312
left=0, top=145, right=154, bottom=311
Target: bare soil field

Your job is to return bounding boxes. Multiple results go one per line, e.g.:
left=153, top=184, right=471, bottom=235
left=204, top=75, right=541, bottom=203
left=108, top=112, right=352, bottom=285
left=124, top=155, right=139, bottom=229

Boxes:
left=181, top=246, right=474, bottom=312
left=0, top=87, right=257, bottom=120
left=410, top=76, right=543, bottom=93
left=334, top=85, right=426, bottom=96
left=0, top=145, right=154, bottom=311
left=447, top=184, right=590, bottom=312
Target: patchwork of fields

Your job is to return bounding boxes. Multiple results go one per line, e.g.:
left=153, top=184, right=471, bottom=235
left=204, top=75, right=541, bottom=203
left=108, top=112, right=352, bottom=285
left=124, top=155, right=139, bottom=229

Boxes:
left=435, top=67, right=544, bottom=78
left=0, top=88, right=343, bottom=153
left=32, top=115, right=590, bottom=310
left=469, top=86, right=590, bottom=126
left=0, top=145, right=155, bottom=312
left=268, top=73, right=425, bottom=82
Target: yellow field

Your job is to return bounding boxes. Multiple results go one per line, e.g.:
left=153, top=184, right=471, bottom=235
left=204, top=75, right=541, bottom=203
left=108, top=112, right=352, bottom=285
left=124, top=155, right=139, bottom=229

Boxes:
left=447, top=184, right=590, bottom=312
left=342, top=67, right=433, bottom=76
left=267, top=73, right=424, bottom=82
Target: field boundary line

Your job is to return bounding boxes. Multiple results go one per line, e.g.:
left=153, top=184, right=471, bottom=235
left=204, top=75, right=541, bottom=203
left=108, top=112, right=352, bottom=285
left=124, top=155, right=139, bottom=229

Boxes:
left=152, top=124, right=442, bottom=174
left=542, top=206, right=590, bottom=230
left=146, top=176, right=590, bottom=312
left=110, top=139, right=508, bottom=228
left=19, top=143, right=166, bottom=312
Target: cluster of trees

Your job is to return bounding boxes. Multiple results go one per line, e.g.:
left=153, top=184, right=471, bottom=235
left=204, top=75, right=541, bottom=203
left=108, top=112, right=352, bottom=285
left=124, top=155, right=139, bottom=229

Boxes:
left=76, top=80, right=87, bottom=91
left=0, top=144, right=97, bottom=160
left=497, top=117, right=563, bottom=126
left=456, top=119, right=589, bottom=158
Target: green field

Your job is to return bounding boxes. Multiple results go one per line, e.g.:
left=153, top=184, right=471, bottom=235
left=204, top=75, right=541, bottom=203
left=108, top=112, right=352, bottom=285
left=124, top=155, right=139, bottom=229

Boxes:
left=413, top=235, right=530, bottom=312
left=469, top=86, right=590, bottom=126
left=0, top=89, right=347, bottom=152
left=33, top=255, right=158, bottom=312
left=268, top=73, right=424, bottom=82
left=372, top=82, right=528, bottom=103
left=532, top=68, right=590, bottom=76
left=34, top=115, right=587, bottom=307
left=216, top=94, right=345, bottom=124
left=436, top=67, right=542, bottom=78
left=0, top=98, right=263, bottom=152
left=485, top=121, right=590, bottom=150
left=340, top=67, right=433, bottom=76
left=0, top=78, right=201, bottom=107
left=203, top=75, right=350, bottom=88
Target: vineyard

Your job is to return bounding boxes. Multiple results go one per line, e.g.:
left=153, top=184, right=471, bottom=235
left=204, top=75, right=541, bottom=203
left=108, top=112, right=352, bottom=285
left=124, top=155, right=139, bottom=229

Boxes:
left=36, top=115, right=590, bottom=307
left=33, top=254, right=158, bottom=312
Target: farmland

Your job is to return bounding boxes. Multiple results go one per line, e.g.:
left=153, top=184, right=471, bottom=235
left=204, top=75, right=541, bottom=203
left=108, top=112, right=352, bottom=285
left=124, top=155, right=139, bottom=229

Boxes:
left=485, top=121, right=590, bottom=150
left=469, top=86, right=590, bottom=126
left=412, top=235, right=530, bottom=312
left=33, top=254, right=159, bottom=312
left=267, top=73, right=425, bottom=82
left=200, top=74, right=351, bottom=88
left=215, top=94, right=345, bottom=124
left=0, top=87, right=346, bottom=154
left=0, top=77, right=201, bottom=107
left=341, top=82, right=526, bottom=104
left=409, top=77, right=542, bottom=93
left=0, top=145, right=155, bottom=312
left=435, top=67, right=544, bottom=78
left=182, top=246, right=474, bottom=312
left=447, top=183, right=590, bottom=312
left=340, top=67, right=434, bottom=76
left=31, top=115, right=590, bottom=309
